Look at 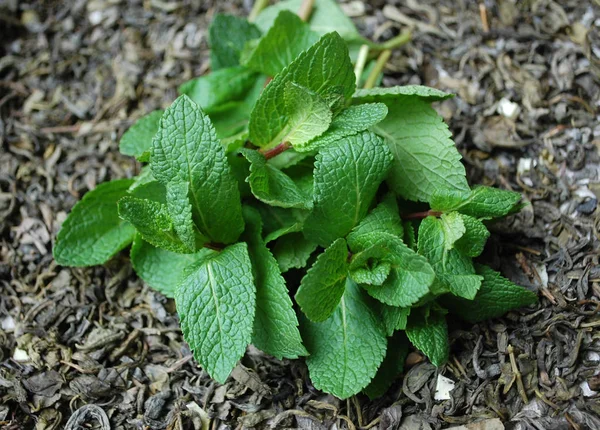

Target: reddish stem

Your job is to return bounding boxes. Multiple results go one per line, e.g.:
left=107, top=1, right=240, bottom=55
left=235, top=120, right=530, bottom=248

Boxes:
left=204, top=242, right=224, bottom=251
left=260, top=141, right=291, bottom=160
left=401, top=210, right=443, bottom=220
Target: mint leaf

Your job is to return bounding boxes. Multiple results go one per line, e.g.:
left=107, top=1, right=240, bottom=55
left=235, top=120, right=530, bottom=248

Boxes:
left=249, top=32, right=355, bottom=148
left=175, top=242, right=255, bottom=383
left=382, top=305, right=411, bottom=336
left=130, top=234, right=212, bottom=298
left=302, top=278, right=387, bottom=399
left=346, top=194, right=403, bottom=252
left=372, top=97, right=469, bottom=202
left=431, top=186, right=523, bottom=219
left=353, top=85, right=452, bottom=104
left=253, top=203, right=309, bottom=242
left=240, top=149, right=312, bottom=209
left=209, top=15, right=262, bottom=70
left=349, top=246, right=391, bottom=285
left=442, top=264, right=537, bottom=323
left=406, top=307, right=449, bottom=367
left=242, top=207, right=307, bottom=359
left=364, top=331, right=409, bottom=399
left=295, top=238, right=349, bottom=322
left=300, top=103, right=388, bottom=153
left=403, top=220, right=417, bottom=250
left=151, top=95, right=244, bottom=244
left=417, top=217, right=482, bottom=300
left=118, top=196, right=195, bottom=254
left=454, top=214, right=489, bottom=257
left=272, top=233, right=318, bottom=273
left=54, top=179, right=136, bottom=267
left=243, top=11, right=318, bottom=77
left=284, top=82, right=332, bottom=147
left=439, top=212, right=466, bottom=251
left=166, top=181, right=205, bottom=251
left=119, top=110, right=163, bottom=162
left=179, top=67, right=259, bottom=115
left=303, top=131, right=393, bottom=247
left=358, top=233, right=435, bottom=307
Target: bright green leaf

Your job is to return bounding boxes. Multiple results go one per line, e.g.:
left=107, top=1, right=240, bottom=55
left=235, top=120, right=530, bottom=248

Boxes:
left=295, top=238, right=349, bottom=322
left=439, top=212, right=466, bottom=251
left=151, top=95, right=244, bottom=244
left=119, top=110, right=163, bottom=162
left=54, top=179, right=136, bottom=267
left=175, top=243, right=255, bottom=383
left=430, top=186, right=523, bottom=219
left=302, top=278, right=387, bottom=399
left=166, top=181, right=206, bottom=251
left=303, top=131, right=393, bottom=247
left=346, top=194, right=403, bottom=252
left=406, top=307, right=449, bottom=367
left=284, top=82, right=332, bottom=147
left=353, top=85, right=453, bottom=104
left=209, top=14, right=262, bottom=70
left=454, top=214, right=490, bottom=257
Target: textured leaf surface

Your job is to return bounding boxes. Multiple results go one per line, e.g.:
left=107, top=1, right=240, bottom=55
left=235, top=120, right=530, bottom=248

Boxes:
left=350, top=250, right=391, bottom=286
left=454, top=214, right=489, bottom=257
left=303, top=131, right=393, bottom=247
left=175, top=243, right=255, bottom=383
left=249, top=32, right=355, bottom=147
left=151, top=95, right=244, bottom=244
left=209, top=14, right=262, bottom=70
left=372, top=97, right=469, bottom=202
left=242, top=207, right=307, bottom=359
left=364, top=331, right=409, bottom=399
left=406, top=308, right=449, bottom=367
left=359, top=233, right=435, bottom=307
left=54, top=179, right=136, bottom=267
left=353, top=85, right=452, bottom=104
left=241, top=149, right=311, bottom=209
left=119, top=110, right=163, bottom=161
left=302, top=279, right=387, bottom=399
left=346, top=194, right=403, bottom=252
left=243, top=11, right=318, bottom=77
left=442, top=264, right=537, bottom=323
left=118, top=196, right=193, bottom=254
left=418, top=217, right=482, bottom=300
left=382, top=305, right=411, bottom=336
left=439, top=212, right=465, bottom=251
left=166, top=181, right=204, bottom=251
left=272, top=233, right=318, bottom=273
left=431, top=186, right=523, bottom=219
left=296, top=238, right=349, bottom=322
left=130, top=234, right=212, bottom=298
left=284, top=82, right=332, bottom=147
left=179, top=67, right=258, bottom=114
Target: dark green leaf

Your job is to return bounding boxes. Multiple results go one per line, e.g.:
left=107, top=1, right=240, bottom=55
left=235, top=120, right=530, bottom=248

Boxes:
left=209, top=14, right=262, bottom=70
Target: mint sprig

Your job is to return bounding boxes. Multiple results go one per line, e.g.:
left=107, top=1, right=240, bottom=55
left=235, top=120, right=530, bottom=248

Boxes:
left=53, top=2, right=537, bottom=400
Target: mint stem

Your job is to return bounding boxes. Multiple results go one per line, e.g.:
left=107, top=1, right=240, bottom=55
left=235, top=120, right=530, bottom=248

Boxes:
left=261, top=141, right=292, bottom=160
left=363, top=49, right=391, bottom=90
left=402, top=210, right=443, bottom=220
left=354, top=44, right=369, bottom=86
left=248, top=0, right=269, bottom=23
left=204, top=242, right=224, bottom=251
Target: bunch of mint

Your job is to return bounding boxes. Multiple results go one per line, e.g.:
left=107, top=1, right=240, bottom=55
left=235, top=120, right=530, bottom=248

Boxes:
left=53, top=0, right=537, bottom=400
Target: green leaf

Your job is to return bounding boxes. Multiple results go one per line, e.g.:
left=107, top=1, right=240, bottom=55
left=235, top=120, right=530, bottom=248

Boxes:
left=454, top=214, right=490, bottom=257
left=240, top=149, right=312, bottom=209
left=417, top=217, right=482, bottom=300
left=54, top=179, right=136, bottom=267
left=381, top=305, right=411, bottom=336
left=119, top=110, right=164, bottom=162
left=403, top=220, right=417, bottom=251
left=439, top=212, right=466, bottom=251
left=442, top=264, right=537, bottom=323
left=349, top=247, right=391, bottom=286
left=272, top=233, right=318, bottom=273
left=295, top=238, right=349, bottom=322
left=372, top=97, right=469, bottom=202
left=283, top=82, right=332, bottom=147
left=249, top=32, right=355, bottom=148
left=303, top=131, right=393, bottom=247
left=406, top=307, right=449, bottom=367
left=363, top=331, right=409, bottom=399
left=179, top=67, right=259, bottom=115
left=302, top=278, right=387, bottom=399
left=175, top=242, right=255, bottom=383
left=166, top=181, right=206, bottom=251
left=209, top=14, right=262, bottom=70
left=358, top=233, right=435, bottom=307
left=298, top=103, right=388, bottom=153
left=243, top=11, right=319, bottom=77
left=353, top=85, right=453, bottom=104
left=151, top=95, right=244, bottom=244
left=130, top=234, right=212, bottom=298
left=118, top=196, right=195, bottom=254
left=253, top=203, right=310, bottom=242
left=242, top=207, right=307, bottom=359
left=346, top=194, right=403, bottom=252
left=430, top=186, right=523, bottom=219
